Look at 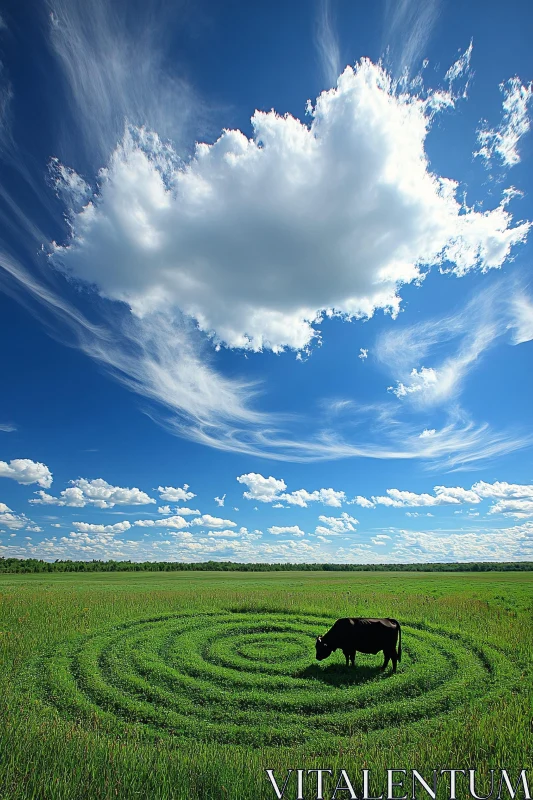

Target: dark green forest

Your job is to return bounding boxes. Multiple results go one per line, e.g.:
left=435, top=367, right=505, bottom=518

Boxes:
left=0, top=557, right=531, bottom=573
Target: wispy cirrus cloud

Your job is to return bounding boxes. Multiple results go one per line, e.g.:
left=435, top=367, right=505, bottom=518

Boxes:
left=2, top=246, right=530, bottom=468
left=46, top=0, right=203, bottom=165
left=382, top=0, right=441, bottom=78
left=315, top=0, right=341, bottom=88
left=0, top=60, right=13, bottom=152
left=378, top=281, right=533, bottom=408
left=444, top=40, right=473, bottom=91
left=476, top=77, right=533, bottom=168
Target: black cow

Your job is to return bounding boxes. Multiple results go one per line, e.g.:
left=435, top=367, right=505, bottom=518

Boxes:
left=315, top=617, right=402, bottom=673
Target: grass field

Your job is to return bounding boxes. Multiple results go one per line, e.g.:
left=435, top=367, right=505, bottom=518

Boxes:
left=0, top=570, right=531, bottom=799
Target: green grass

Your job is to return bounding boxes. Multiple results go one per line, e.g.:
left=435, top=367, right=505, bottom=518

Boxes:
left=0, top=571, right=531, bottom=799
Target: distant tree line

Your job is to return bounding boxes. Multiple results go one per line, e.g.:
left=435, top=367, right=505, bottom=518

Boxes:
left=0, top=557, right=532, bottom=574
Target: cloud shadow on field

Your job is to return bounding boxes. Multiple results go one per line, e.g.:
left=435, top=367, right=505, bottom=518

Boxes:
left=295, top=662, right=383, bottom=686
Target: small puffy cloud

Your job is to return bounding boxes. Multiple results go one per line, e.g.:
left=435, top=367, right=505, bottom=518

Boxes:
left=433, top=486, right=482, bottom=504
left=214, top=494, right=226, bottom=507
left=205, top=526, right=261, bottom=540
left=0, top=459, right=53, bottom=488
left=158, top=484, right=196, bottom=503
left=472, top=480, right=533, bottom=499
left=0, top=511, right=32, bottom=530
left=190, top=514, right=237, bottom=529
left=0, top=423, right=16, bottom=432
left=472, top=480, right=533, bottom=518
left=315, top=512, right=358, bottom=536
left=358, top=348, right=368, bottom=360
left=370, top=486, right=481, bottom=507
left=476, top=77, right=532, bottom=167
left=488, top=499, right=533, bottom=519
left=268, top=525, right=305, bottom=537
left=237, top=473, right=287, bottom=502
left=30, top=478, right=155, bottom=508
left=237, top=472, right=345, bottom=507
left=282, top=488, right=345, bottom=508
left=388, top=366, right=438, bottom=399
left=73, top=521, right=131, bottom=534
left=353, top=495, right=375, bottom=509
left=158, top=505, right=171, bottom=514
left=354, top=479, right=533, bottom=518
left=134, top=515, right=190, bottom=529
left=166, top=506, right=200, bottom=516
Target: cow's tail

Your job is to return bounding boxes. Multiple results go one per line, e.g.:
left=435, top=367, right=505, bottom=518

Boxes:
left=389, top=618, right=402, bottom=661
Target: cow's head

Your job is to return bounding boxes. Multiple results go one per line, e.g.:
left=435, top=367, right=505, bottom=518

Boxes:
left=315, top=635, right=333, bottom=661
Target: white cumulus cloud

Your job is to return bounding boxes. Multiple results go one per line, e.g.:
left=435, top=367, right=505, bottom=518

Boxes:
left=315, top=512, right=358, bottom=535
left=237, top=473, right=287, bottom=503
left=157, top=484, right=196, bottom=503
left=359, top=485, right=482, bottom=508
left=268, top=525, right=305, bottom=537
left=51, top=60, right=529, bottom=354
left=190, top=514, right=237, bottom=529
left=72, top=521, right=131, bottom=534
left=237, top=472, right=345, bottom=507
left=472, top=480, right=533, bottom=519
left=134, top=515, right=190, bottom=530
left=0, top=510, right=33, bottom=530
left=0, top=458, right=52, bottom=487
left=30, top=478, right=155, bottom=508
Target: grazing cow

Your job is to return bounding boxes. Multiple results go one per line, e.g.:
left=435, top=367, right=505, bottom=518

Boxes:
left=315, top=617, right=402, bottom=673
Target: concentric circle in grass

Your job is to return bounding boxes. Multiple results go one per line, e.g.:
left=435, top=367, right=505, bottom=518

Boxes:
left=35, top=611, right=521, bottom=747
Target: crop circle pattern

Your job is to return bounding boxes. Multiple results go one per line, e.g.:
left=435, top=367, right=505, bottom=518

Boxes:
left=37, top=611, right=519, bottom=747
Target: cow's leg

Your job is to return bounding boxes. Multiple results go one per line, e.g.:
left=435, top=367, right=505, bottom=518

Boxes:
left=343, top=649, right=350, bottom=667
left=381, top=652, right=390, bottom=671
left=350, top=650, right=356, bottom=667
left=391, top=651, right=398, bottom=673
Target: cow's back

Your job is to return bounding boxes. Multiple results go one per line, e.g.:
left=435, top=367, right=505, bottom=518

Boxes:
left=328, top=617, right=398, bottom=654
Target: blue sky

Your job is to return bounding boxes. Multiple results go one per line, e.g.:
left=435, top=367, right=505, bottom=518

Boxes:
left=0, top=0, right=532, bottom=563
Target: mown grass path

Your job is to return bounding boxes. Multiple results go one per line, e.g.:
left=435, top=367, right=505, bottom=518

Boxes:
left=0, top=571, right=531, bottom=799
